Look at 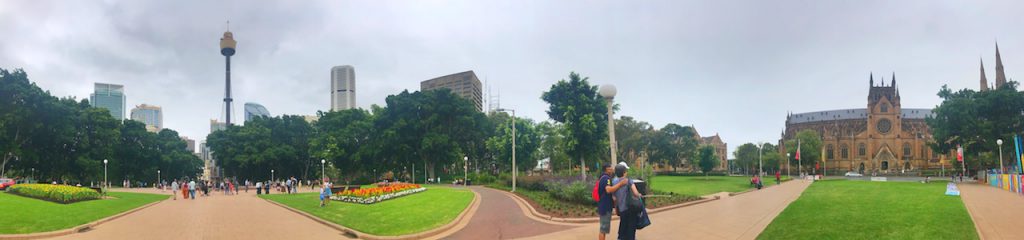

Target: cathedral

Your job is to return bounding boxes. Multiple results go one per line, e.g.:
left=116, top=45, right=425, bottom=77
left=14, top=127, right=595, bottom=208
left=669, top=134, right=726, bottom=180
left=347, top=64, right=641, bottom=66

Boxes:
left=778, top=45, right=1009, bottom=174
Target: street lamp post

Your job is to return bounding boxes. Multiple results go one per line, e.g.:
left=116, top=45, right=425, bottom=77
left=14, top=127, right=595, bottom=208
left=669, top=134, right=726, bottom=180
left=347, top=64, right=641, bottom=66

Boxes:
left=321, top=159, right=326, bottom=183
left=598, top=85, right=618, bottom=169
left=786, top=153, right=790, bottom=177
left=464, top=156, right=468, bottom=187
left=157, top=170, right=161, bottom=190
left=496, top=108, right=517, bottom=192
left=103, top=159, right=108, bottom=193
left=271, top=169, right=275, bottom=182
left=997, top=139, right=1004, bottom=174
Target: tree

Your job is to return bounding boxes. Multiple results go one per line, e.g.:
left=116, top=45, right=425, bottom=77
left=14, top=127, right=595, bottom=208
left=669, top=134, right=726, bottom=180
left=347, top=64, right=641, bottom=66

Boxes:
left=536, top=121, right=571, bottom=173
left=486, top=112, right=541, bottom=173
left=312, top=109, right=375, bottom=183
left=541, top=72, right=608, bottom=181
left=927, top=83, right=1024, bottom=171
left=733, top=143, right=760, bottom=175
left=697, top=145, right=719, bottom=178
left=785, top=129, right=822, bottom=174
left=615, top=116, right=654, bottom=171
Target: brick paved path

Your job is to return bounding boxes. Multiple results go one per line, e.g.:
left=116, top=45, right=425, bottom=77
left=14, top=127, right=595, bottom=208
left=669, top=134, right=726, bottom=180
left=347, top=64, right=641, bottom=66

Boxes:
left=46, top=188, right=345, bottom=240
left=443, top=186, right=573, bottom=240
left=518, top=180, right=812, bottom=240
left=958, top=183, right=1024, bottom=240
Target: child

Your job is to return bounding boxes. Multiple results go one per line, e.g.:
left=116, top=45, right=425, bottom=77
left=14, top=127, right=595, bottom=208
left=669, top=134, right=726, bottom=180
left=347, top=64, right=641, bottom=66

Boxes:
left=319, top=184, right=332, bottom=207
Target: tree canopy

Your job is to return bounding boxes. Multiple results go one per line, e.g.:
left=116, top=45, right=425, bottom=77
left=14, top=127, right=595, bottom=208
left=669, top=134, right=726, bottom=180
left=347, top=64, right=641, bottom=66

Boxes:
left=541, top=72, right=609, bottom=180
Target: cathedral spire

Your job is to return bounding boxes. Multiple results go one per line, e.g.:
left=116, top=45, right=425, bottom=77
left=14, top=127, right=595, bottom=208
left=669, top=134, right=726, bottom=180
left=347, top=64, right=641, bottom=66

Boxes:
left=869, top=72, right=874, bottom=87
left=891, top=72, right=896, bottom=87
left=980, top=58, right=989, bottom=91
left=995, top=42, right=1007, bottom=88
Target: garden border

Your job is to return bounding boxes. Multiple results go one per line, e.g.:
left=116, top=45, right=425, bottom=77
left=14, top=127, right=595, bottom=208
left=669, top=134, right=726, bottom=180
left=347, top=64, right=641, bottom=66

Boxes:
left=263, top=187, right=481, bottom=240
left=0, top=194, right=169, bottom=240
left=494, top=187, right=720, bottom=224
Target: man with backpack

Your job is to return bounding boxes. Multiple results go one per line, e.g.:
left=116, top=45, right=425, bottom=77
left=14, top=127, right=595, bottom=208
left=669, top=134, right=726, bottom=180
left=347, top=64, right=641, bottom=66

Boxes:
left=595, top=164, right=628, bottom=240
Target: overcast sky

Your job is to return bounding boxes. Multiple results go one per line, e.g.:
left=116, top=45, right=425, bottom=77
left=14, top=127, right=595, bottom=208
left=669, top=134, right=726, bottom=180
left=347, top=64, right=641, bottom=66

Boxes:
left=2, top=1, right=1022, bottom=157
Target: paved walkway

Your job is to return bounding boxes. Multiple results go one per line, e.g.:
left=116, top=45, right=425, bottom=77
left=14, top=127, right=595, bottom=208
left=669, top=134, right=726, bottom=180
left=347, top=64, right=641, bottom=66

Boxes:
left=443, top=186, right=573, bottom=240
left=47, top=188, right=345, bottom=240
left=518, top=180, right=812, bottom=240
left=958, top=183, right=1024, bottom=240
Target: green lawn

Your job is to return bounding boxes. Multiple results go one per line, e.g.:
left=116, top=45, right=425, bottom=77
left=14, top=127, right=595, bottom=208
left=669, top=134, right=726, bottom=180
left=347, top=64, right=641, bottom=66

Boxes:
left=758, top=180, right=977, bottom=240
left=260, top=185, right=473, bottom=236
left=652, top=176, right=788, bottom=196
left=0, top=191, right=167, bottom=234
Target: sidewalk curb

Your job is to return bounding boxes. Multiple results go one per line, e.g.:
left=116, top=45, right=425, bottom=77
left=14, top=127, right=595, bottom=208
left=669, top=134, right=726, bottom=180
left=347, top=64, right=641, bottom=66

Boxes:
left=0, top=194, right=169, bottom=240
left=262, top=188, right=480, bottom=240
left=495, top=187, right=720, bottom=224
left=956, top=183, right=987, bottom=240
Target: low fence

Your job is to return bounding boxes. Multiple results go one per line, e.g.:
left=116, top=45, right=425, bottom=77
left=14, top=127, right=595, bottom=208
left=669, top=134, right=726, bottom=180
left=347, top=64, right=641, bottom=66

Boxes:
left=987, top=174, right=1024, bottom=194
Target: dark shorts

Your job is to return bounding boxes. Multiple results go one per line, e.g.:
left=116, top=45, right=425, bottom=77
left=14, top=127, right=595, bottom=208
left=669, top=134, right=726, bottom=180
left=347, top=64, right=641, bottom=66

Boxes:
left=599, top=212, right=612, bottom=234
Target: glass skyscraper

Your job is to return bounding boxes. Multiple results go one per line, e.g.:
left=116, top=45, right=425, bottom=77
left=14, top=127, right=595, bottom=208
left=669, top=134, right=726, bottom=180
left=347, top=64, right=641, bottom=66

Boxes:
left=90, top=83, right=126, bottom=120
left=130, top=104, right=163, bottom=132
left=244, top=102, right=271, bottom=122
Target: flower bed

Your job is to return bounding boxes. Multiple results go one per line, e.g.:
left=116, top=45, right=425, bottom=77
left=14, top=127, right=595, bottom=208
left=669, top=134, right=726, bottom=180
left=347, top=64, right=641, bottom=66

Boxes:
left=332, top=183, right=426, bottom=204
left=7, top=184, right=101, bottom=203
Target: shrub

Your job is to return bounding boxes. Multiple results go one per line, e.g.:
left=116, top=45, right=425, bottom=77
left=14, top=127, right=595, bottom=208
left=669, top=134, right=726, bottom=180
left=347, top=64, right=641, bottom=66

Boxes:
left=545, top=181, right=592, bottom=205
left=7, top=184, right=101, bottom=203
left=468, top=173, right=497, bottom=185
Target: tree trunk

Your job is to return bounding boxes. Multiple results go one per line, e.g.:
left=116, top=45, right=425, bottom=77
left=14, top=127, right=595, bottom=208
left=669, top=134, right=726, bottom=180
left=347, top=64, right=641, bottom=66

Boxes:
left=579, top=155, right=586, bottom=182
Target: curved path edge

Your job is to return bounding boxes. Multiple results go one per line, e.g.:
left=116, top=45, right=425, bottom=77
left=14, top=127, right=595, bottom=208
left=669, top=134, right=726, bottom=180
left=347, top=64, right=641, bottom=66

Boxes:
left=491, top=186, right=721, bottom=224
left=262, top=189, right=481, bottom=240
left=0, top=195, right=170, bottom=240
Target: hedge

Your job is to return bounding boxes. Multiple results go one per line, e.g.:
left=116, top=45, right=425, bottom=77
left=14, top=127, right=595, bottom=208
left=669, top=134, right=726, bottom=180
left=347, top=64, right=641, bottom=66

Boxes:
left=7, top=184, right=101, bottom=203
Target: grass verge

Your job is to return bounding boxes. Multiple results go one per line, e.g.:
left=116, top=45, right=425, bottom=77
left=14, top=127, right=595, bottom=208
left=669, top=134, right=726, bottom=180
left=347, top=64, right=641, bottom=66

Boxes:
left=0, top=191, right=166, bottom=234
left=260, top=185, right=473, bottom=236
left=758, top=180, right=977, bottom=240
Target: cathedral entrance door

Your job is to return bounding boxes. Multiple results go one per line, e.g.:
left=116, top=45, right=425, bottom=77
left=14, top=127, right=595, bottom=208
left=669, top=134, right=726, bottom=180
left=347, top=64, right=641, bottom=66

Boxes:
left=859, top=163, right=865, bottom=173
left=873, top=146, right=897, bottom=174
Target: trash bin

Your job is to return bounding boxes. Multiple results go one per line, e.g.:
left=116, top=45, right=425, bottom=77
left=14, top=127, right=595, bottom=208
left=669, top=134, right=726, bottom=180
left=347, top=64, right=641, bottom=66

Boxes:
left=633, top=180, right=648, bottom=196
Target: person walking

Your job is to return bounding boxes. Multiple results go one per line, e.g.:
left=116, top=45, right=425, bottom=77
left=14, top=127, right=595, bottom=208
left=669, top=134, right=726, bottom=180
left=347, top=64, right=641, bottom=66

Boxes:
left=612, top=163, right=643, bottom=240
left=245, top=179, right=250, bottom=193
left=188, top=179, right=197, bottom=199
left=775, top=171, right=781, bottom=185
left=256, top=181, right=263, bottom=195
left=264, top=180, right=271, bottom=195
left=597, top=164, right=628, bottom=240
left=171, top=180, right=179, bottom=200
left=182, top=179, right=190, bottom=199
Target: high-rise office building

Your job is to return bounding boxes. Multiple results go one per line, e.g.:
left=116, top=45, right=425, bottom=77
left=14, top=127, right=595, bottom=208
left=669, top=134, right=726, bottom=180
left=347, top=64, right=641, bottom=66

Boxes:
left=130, top=104, right=163, bottom=132
left=421, top=70, right=483, bottom=111
left=331, top=65, right=356, bottom=111
left=181, top=136, right=196, bottom=153
left=90, top=83, right=126, bottom=120
left=244, top=102, right=271, bottom=122
left=210, top=119, right=227, bottom=133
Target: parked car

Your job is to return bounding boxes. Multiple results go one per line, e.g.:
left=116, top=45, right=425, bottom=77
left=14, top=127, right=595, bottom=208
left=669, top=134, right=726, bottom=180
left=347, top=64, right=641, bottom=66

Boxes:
left=0, top=178, right=15, bottom=190
left=844, top=172, right=864, bottom=177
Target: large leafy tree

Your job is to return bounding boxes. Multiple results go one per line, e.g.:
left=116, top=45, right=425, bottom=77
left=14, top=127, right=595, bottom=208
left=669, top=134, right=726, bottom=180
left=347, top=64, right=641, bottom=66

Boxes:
left=541, top=72, right=609, bottom=180
left=733, top=143, right=760, bottom=175
left=312, top=109, right=375, bottom=183
left=0, top=68, right=202, bottom=184
left=207, top=115, right=313, bottom=181
left=785, top=129, right=823, bottom=173
left=615, top=116, right=653, bottom=170
left=486, top=112, right=541, bottom=173
left=927, top=83, right=1024, bottom=171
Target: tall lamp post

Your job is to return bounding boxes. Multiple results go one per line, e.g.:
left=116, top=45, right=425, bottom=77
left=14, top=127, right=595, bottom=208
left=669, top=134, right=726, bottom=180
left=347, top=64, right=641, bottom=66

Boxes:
left=320, top=159, right=326, bottom=183
left=271, top=169, right=275, bottom=182
left=786, top=153, right=790, bottom=177
left=157, top=169, right=161, bottom=190
left=103, top=159, right=108, bottom=192
left=758, top=143, right=769, bottom=176
left=997, top=139, right=1004, bottom=174
left=599, top=85, right=618, bottom=169
left=463, top=156, right=468, bottom=187
left=496, top=108, right=517, bottom=192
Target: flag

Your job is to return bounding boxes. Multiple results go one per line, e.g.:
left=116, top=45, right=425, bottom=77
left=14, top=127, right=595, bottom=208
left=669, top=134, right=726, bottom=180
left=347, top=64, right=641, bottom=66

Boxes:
left=796, top=139, right=801, bottom=161
left=957, top=145, right=963, bottom=162
left=1015, top=135, right=1023, bottom=175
